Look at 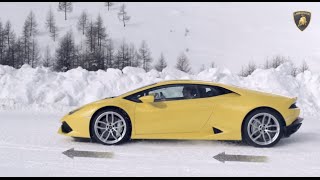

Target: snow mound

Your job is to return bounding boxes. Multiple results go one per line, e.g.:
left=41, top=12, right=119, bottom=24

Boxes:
left=0, top=63, right=319, bottom=117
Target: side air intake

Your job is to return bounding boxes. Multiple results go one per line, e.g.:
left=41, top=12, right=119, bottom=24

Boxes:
left=213, top=127, right=223, bottom=134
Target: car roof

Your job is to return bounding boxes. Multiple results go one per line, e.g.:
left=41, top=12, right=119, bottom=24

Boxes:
left=156, top=79, right=218, bottom=85
left=118, top=80, right=231, bottom=98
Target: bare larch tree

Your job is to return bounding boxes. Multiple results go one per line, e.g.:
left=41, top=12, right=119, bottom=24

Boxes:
left=118, top=4, right=131, bottom=27
left=77, top=11, right=89, bottom=35
left=58, top=2, right=73, bottom=21
left=105, top=2, right=114, bottom=11
left=138, top=40, right=152, bottom=71
left=154, top=53, right=167, bottom=72
left=176, top=52, right=191, bottom=73
left=46, top=8, right=58, bottom=41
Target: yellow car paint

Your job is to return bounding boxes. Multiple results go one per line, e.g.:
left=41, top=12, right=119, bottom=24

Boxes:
left=58, top=80, right=300, bottom=141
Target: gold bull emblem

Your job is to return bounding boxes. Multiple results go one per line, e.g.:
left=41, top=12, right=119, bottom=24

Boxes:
left=298, top=16, right=307, bottom=27
left=293, top=11, right=311, bottom=31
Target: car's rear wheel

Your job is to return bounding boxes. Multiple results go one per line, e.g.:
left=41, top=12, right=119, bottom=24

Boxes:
left=91, top=109, right=131, bottom=145
left=242, top=109, right=284, bottom=147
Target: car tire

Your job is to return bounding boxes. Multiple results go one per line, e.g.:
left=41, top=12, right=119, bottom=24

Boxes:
left=91, top=108, right=132, bottom=145
left=242, top=108, right=285, bottom=148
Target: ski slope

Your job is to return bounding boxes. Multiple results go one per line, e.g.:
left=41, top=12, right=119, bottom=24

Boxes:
left=0, top=2, right=320, bottom=72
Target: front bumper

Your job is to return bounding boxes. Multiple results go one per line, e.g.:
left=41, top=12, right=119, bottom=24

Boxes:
left=284, top=117, right=303, bottom=138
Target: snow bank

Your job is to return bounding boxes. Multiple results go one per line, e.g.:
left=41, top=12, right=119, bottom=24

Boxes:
left=0, top=63, right=319, bottom=117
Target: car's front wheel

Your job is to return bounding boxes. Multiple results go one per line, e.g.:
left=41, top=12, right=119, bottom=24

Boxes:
left=242, top=109, right=285, bottom=147
left=91, top=109, right=131, bottom=145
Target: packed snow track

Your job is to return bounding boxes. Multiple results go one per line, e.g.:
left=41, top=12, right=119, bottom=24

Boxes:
left=0, top=111, right=319, bottom=177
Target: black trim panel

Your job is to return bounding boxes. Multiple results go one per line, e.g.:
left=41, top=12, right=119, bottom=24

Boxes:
left=61, top=122, right=73, bottom=134
left=284, top=117, right=303, bottom=138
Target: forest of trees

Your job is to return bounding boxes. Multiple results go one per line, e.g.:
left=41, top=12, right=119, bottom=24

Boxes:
left=0, top=11, right=41, bottom=69
left=0, top=2, right=192, bottom=73
left=0, top=2, right=310, bottom=75
left=0, top=3, right=153, bottom=72
left=239, top=56, right=310, bottom=77
left=0, top=2, right=176, bottom=73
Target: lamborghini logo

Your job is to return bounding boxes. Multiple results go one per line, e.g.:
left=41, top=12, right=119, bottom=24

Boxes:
left=293, top=11, right=311, bottom=31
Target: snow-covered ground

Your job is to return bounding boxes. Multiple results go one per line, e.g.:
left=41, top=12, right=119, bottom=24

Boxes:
left=0, top=111, right=319, bottom=176
left=0, top=62, right=319, bottom=116
left=0, top=63, right=320, bottom=176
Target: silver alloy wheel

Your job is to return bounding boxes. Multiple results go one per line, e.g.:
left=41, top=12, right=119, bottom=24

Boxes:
left=94, top=112, right=127, bottom=144
left=247, top=113, right=281, bottom=146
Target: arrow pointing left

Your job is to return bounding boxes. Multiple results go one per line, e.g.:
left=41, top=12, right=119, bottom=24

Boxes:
left=63, top=148, right=114, bottom=159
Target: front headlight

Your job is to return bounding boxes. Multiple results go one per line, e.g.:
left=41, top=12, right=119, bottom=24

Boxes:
left=289, top=102, right=298, bottom=109
left=68, top=107, right=82, bottom=115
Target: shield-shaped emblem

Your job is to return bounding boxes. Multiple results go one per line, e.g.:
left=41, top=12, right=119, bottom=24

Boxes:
left=293, top=11, right=311, bottom=31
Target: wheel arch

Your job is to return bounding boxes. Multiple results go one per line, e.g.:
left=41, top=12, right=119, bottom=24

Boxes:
left=240, top=106, right=286, bottom=139
left=89, top=106, right=132, bottom=139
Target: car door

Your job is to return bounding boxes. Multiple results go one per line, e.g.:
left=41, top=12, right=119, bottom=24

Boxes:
left=134, top=84, right=214, bottom=135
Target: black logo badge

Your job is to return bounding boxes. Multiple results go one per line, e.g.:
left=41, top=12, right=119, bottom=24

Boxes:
left=294, top=11, right=311, bottom=31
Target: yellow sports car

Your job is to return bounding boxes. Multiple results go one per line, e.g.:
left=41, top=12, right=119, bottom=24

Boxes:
left=58, top=80, right=303, bottom=147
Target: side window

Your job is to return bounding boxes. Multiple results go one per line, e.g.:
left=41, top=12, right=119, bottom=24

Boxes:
left=148, top=85, right=199, bottom=102
left=197, top=85, right=232, bottom=98
left=124, top=91, right=147, bottom=103
left=124, top=84, right=201, bottom=102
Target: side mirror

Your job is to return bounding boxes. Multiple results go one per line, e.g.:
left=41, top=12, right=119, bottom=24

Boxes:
left=139, top=95, right=155, bottom=103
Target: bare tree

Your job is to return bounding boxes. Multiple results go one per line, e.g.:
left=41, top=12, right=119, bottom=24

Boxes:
left=0, top=20, right=4, bottom=64
left=55, top=31, right=76, bottom=72
left=128, top=43, right=137, bottom=67
left=22, top=12, right=39, bottom=67
left=51, top=25, right=59, bottom=42
left=13, top=37, right=25, bottom=68
left=130, top=47, right=140, bottom=68
left=22, top=18, right=31, bottom=65
left=138, top=40, right=152, bottom=71
left=77, top=10, right=88, bottom=35
left=85, top=20, right=96, bottom=53
left=46, top=8, right=58, bottom=41
left=3, top=21, right=16, bottom=67
left=199, top=64, right=205, bottom=72
left=154, top=53, right=167, bottom=72
left=185, top=28, right=190, bottom=36
left=83, top=15, right=108, bottom=70
left=118, top=4, right=131, bottom=27
left=264, top=58, right=270, bottom=69
left=176, top=53, right=191, bottom=73
left=0, top=21, right=24, bottom=68
left=291, top=66, right=298, bottom=77
left=46, top=8, right=54, bottom=33
left=239, top=61, right=257, bottom=77
left=211, top=61, right=216, bottom=68
left=105, top=2, right=114, bottom=11
left=95, top=14, right=107, bottom=52
left=115, top=40, right=130, bottom=70
left=270, top=56, right=286, bottom=68
left=299, top=60, right=309, bottom=73
left=58, top=2, right=73, bottom=21
left=43, top=45, right=51, bottom=67
left=105, top=39, right=115, bottom=69
left=27, top=11, right=38, bottom=37
left=30, top=38, right=41, bottom=68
